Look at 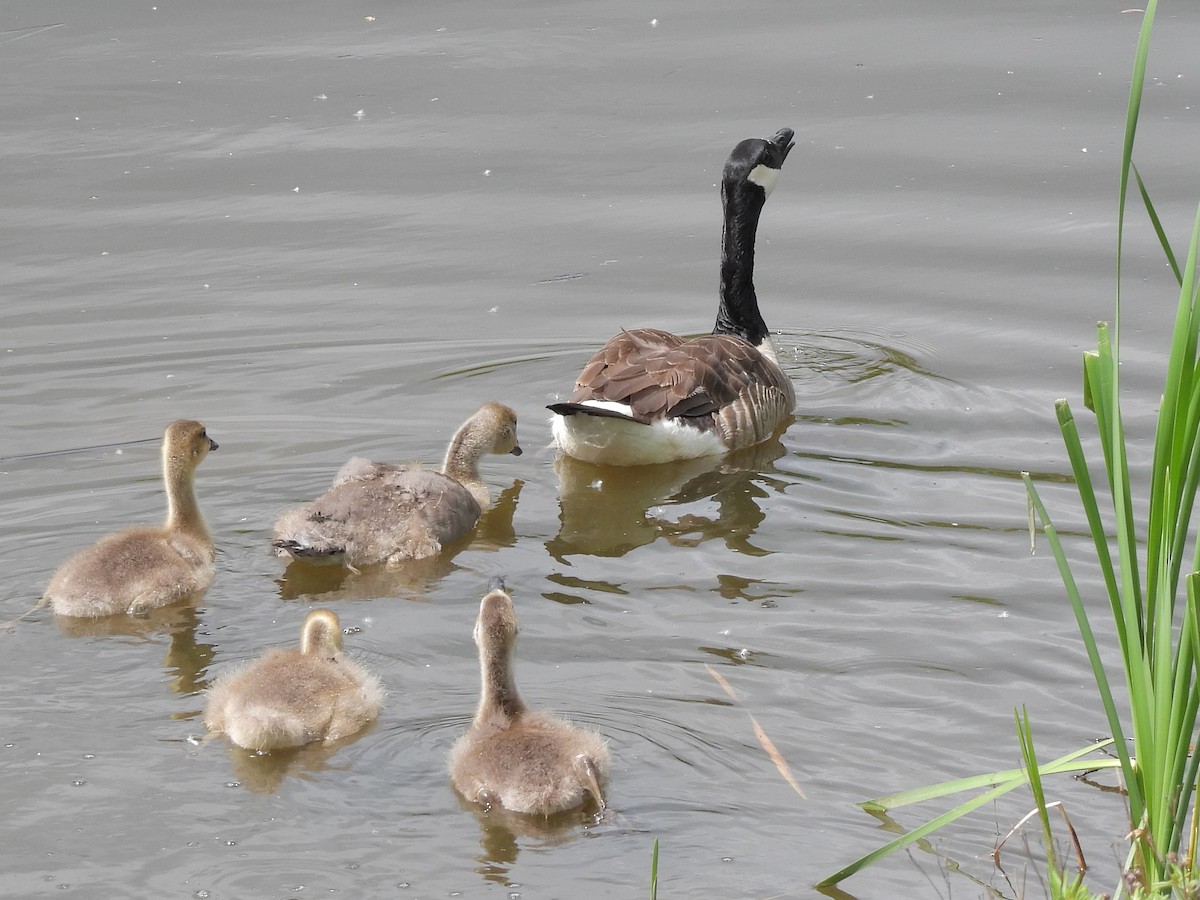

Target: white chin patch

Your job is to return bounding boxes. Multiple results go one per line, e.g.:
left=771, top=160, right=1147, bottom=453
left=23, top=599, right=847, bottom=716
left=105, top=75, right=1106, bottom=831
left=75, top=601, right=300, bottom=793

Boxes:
left=747, top=163, right=781, bottom=197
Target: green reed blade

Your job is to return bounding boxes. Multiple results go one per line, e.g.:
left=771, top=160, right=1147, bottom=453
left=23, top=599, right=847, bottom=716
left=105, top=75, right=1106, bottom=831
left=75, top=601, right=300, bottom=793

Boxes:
left=649, top=837, right=659, bottom=900
left=1132, top=162, right=1181, bottom=286
left=1024, top=476, right=1141, bottom=816
left=817, top=780, right=1022, bottom=888
left=861, top=742, right=1115, bottom=813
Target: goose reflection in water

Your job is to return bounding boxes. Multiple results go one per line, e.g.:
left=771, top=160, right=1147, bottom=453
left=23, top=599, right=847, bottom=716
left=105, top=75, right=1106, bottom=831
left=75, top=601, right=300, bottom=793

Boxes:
left=53, top=601, right=216, bottom=696
left=275, top=481, right=523, bottom=601
left=546, top=436, right=788, bottom=561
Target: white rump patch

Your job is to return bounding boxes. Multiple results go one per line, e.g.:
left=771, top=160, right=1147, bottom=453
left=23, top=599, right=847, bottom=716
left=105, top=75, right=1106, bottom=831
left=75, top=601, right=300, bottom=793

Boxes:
left=747, top=163, right=781, bottom=197
left=550, top=410, right=725, bottom=466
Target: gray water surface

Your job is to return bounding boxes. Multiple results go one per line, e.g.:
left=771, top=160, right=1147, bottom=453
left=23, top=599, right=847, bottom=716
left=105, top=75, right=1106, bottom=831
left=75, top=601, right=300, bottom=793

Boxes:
left=4, top=2, right=1200, bottom=897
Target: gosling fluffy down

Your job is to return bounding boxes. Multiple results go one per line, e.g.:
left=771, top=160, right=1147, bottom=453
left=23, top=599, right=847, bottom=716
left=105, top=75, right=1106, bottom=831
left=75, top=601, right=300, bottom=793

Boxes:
left=204, top=609, right=384, bottom=752
left=272, top=402, right=522, bottom=569
left=43, top=419, right=218, bottom=618
left=449, top=579, right=610, bottom=815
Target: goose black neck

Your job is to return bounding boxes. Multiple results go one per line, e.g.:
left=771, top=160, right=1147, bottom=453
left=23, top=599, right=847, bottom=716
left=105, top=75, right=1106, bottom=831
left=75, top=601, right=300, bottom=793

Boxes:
left=713, top=182, right=769, bottom=346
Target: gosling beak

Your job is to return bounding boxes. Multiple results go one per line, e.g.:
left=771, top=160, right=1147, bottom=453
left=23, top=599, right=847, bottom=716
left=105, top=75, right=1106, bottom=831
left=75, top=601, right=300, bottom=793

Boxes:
left=488, top=576, right=507, bottom=593
left=509, top=444, right=523, bottom=457
left=209, top=439, right=219, bottom=451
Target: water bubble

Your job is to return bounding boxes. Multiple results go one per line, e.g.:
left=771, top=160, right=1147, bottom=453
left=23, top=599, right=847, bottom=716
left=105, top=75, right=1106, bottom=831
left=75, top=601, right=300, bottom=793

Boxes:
left=195, top=892, right=210, bottom=898
left=224, top=781, right=240, bottom=789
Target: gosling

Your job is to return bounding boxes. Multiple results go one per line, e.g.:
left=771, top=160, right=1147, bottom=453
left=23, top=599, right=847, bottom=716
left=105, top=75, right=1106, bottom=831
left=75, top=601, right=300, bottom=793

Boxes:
left=43, top=419, right=218, bottom=618
left=272, top=402, right=521, bottom=569
left=449, top=578, right=610, bottom=815
left=204, top=608, right=384, bottom=751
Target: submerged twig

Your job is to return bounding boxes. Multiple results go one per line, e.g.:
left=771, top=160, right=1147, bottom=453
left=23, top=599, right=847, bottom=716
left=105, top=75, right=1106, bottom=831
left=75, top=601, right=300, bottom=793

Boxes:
left=0, top=22, right=63, bottom=44
left=704, top=663, right=806, bottom=800
left=993, top=800, right=1087, bottom=875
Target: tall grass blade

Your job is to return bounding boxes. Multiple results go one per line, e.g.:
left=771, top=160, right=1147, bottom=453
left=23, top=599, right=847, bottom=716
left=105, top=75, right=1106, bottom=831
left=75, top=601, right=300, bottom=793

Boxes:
left=1015, top=708, right=1057, bottom=870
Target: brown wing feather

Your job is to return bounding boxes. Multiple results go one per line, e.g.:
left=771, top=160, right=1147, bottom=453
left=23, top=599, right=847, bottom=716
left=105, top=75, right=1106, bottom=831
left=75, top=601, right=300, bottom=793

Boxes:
left=568, top=329, right=793, bottom=445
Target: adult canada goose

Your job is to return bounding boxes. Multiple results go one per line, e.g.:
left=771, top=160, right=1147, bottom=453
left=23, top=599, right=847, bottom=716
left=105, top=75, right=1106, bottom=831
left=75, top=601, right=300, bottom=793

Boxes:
left=548, top=127, right=796, bottom=466
left=43, top=419, right=218, bottom=618
left=272, top=403, right=521, bottom=569
left=449, top=578, right=610, bottom=815
left=204, top=608, right=384, bottom=752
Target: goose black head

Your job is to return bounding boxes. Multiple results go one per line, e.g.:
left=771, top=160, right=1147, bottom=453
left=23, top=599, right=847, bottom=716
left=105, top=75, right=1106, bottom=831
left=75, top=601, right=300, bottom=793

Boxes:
left=723, top=127, right=795, bottom=200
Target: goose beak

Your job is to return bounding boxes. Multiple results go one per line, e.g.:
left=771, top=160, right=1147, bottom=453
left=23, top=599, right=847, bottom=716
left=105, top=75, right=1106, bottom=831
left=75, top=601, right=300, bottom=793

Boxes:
left=509, top=444, right=523, bottom=456
left=488, top=576, right=507, bottom=593
left=772, top=127, right=795, bottom=162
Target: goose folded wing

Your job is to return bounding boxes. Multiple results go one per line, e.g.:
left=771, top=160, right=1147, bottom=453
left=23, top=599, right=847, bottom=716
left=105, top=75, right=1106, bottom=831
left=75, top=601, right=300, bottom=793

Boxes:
left=570, top=331, right=781, bottom=425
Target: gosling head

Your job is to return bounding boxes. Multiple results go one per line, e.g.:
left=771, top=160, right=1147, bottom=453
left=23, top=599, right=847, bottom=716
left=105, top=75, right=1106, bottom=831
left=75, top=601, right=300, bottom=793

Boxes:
left=300, top=608, right=345, bottom=660
left=474, top=402, right=522, bottom=457
left=723, top=126, right=795, bottom=201
left=164, top=419, right=219, bottom=468
left=474, top=577, right=518, bottom=654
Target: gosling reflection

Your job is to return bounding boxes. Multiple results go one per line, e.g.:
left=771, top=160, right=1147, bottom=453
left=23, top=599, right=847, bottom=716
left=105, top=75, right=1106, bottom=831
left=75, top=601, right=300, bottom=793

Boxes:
left=277, top=481, right=523, bottom=601
left=216, top=727, right=376, bottom=794
left=54, top=600, right=216, bottom=695
left=548, top=437, right=786, bottom=560
left=454, top=789, right=599, bottom=886
left=277, top=552, right=460, bottom=602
